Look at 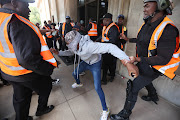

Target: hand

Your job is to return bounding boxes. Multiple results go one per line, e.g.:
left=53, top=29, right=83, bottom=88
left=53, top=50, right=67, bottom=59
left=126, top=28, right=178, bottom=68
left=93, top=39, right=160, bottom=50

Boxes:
left=50, top=48, right=59, bottom=55
left=129, top=56, right=136, bottom=64
left=120, top=33, right=129, bottom=41
left=126, top=63, right=139, bottom=78
left=51, top=29, right=55, bottom=32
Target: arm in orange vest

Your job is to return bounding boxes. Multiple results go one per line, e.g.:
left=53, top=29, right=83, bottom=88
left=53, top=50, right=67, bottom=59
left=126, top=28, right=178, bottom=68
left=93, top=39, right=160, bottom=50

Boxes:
left=9, top=19, right=55, bottom=76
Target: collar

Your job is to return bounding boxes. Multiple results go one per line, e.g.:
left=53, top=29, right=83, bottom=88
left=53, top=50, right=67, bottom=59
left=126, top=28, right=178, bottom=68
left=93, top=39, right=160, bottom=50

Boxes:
left=0, top=8, right=20, bottom=15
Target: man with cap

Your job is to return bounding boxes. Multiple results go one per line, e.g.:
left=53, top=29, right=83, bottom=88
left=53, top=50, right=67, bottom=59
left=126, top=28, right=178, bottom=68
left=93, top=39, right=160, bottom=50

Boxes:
left=110, top=0, right=179, bottom=120
left=86, top=18, right=98, bottom=41
left=0, top=0, right=57, bottom=119
left=51, top=30, right=139, bottom=120
left=116, top=14, right=127, bottom=50
left=59, top=16, right=74, bottom=62
left=43, top=20, right=54, bottom=48
left=100, top=13, right=120, bottom=84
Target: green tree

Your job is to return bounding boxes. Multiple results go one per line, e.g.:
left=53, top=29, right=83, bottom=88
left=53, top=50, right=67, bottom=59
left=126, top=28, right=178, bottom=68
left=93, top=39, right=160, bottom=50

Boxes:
left=29, top=6, right=41, bottom=25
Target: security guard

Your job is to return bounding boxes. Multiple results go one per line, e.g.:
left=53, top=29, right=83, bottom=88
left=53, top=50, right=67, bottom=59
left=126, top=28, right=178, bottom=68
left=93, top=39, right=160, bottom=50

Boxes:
left=59, top=16, right=74, bottom=62
left=101, top=13, right=120, bottom=85
left=43, top=21, right=54, bottom=48
left=0, top=0, right=57, bottom=120
left=87, top=18, right=98, bottom=41
left=117, top=14, right=127, bottom=50
left=110, top=0, right=179, bottom=120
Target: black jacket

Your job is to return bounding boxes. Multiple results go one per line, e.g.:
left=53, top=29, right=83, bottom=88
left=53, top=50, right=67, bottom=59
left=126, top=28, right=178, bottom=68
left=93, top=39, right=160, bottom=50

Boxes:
left=59, top=22, right=72, bottom=37
left=0, top=8, right=54, bottom=82
left=130, top=16, right=179, bottom=66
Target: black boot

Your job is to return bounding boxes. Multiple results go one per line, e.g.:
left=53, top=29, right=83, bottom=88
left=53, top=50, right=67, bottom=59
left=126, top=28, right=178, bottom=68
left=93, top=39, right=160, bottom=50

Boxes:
left=27, top=116, right=33, bottom=120
left=110, top=102, right=132, bottom=120
left=109, top=76, right=114, bottom=82
left=141, top=94, right=159, bottom=104
left=141, top=83, right=159, bottom=104
left=110, top=80, right=136, bottom=120
left=36, top=105, right=54, bottom=116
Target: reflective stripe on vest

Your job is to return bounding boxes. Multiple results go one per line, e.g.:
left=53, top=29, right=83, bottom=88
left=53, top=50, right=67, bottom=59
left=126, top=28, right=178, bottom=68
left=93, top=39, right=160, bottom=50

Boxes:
left=101, top=22, right=119, bottom=42
left=88, top=22, right=98, bottom=36
left=44, top=26, right=53, bottom=38
left=0, top=13, right=57, bottom=76
left=148, top=16, right=180, bottom=79
left=70, top=22, right=75, bottom=27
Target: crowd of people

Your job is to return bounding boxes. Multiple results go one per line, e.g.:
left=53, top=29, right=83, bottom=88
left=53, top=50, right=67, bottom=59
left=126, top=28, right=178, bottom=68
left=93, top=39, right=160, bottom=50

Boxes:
left=0, top=0, right=179, bottom=120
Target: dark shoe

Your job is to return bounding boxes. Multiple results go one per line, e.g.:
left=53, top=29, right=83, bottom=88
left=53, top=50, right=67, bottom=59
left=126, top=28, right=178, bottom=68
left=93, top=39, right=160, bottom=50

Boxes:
left=36, top=105, right=55, bottom=116
left=110, top=109, right=131, bottom=120
left=101, top=80, right=107, bottom=85
left=27, top=116, right=33, bottom=120
left=141, top=94, right=159, bottom=104
left=109, top=76, right=114, bottom=82
left=110, top=114, right=129, bottom=120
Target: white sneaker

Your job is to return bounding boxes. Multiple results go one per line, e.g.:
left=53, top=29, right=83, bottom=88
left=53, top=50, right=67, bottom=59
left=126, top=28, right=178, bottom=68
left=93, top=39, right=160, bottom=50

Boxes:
left=79, top=72, right=86, bottom=76
left=72, top=83, right=83, bottom=88
left=52, top=79, right=60, bottom=85
left=100, top=108, right=110, bottom=120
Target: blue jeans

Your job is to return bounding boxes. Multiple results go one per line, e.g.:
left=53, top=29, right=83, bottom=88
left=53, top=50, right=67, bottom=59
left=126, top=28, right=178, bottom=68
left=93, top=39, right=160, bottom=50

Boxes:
left=72, top=60, right=108, bottom=111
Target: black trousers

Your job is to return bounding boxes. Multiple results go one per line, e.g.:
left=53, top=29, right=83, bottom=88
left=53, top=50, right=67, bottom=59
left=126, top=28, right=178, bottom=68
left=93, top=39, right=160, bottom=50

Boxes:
left=102, top=53, right=117, bottom=81
left=46, top=38, right=53, bottom=49
left=127, top=58, right=161, bottom=105
left=90, top=36, right=98, bottom=42
left=9, top=75, right=52, bottom=120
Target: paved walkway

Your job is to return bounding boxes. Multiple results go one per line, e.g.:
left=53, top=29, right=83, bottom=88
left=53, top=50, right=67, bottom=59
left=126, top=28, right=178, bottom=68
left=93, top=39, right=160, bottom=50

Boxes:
left=0, top=56, right=180, bottom=120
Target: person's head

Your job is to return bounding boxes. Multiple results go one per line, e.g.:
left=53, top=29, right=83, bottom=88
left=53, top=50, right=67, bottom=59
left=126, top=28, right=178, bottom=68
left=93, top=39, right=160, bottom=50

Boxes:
left=103, top=13, right=112, bottom=26
left=117, top=14, right=125, bottom=25
left=89, top=18, right=93, bottom=23
left=1, top=0, right=35, bottom=19
left=80, top=20, right=84, bottom=25
left=48, top=20, right=52, bottom=25
left=66, top=16, right=71, bottom=23
left=36, top=23, right=40, bottom=28
left=65, top=31, right=82, bottom=52
left=44, top=21, right=48, bottom=26
left=76, top=22, right=81, bottom=27
left=51, top=23, right=56, bottom=29
left=143, top=0, right=172, bottom=22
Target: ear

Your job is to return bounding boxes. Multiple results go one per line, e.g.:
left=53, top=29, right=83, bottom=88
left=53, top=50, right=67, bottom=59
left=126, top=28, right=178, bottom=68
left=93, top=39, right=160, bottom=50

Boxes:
left=11, top=0, right=18, bottom=8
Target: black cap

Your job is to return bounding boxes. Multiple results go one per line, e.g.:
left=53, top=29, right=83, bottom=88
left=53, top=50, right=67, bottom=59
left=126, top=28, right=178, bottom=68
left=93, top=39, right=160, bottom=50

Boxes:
left=103, top=13, right=113, bottom=19
left=117, top=14, right=125, bottom=19
left=66, top=16, right=71, bottom=19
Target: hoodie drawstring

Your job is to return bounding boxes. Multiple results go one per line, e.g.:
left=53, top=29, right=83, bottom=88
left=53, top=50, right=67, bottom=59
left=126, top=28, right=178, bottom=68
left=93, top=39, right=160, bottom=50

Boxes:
left=76, top=55, right=81, bottom=79
left=73, top=53, right=81, bottom=80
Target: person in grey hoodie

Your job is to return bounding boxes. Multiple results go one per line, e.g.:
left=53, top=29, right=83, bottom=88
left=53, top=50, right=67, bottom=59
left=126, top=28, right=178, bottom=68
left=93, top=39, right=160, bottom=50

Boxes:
left=50, top=30, right=139, bottom=120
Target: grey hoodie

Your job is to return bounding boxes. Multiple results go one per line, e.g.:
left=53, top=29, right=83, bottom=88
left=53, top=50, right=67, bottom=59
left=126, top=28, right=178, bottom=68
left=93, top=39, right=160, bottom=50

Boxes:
left=59, top=35, right=130, bottom=65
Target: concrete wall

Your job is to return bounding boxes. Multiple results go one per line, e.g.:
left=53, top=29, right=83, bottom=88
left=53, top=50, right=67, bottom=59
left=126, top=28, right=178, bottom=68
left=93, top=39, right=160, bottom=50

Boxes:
left=116, top=0, right=180, bottom=106
left=37, top=0, right=77, bottom=25
left=37, top=0, right=51, bottom=26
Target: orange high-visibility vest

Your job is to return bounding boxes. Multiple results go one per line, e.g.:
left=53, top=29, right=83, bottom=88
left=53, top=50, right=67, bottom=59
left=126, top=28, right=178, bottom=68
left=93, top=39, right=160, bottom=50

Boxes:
left=62, top=22, right=73, bottom=37
left=0, top=12, right=57, bottom=76
left=101, top=22, right=119, bottom=42
left=70, top=22, right=75, bottom=27
left=138, top=16, right=180, bottom=79
left=120, top=26, right=127, bottom=49
left=44, top=26, right=53, bottom=38
left=88, top=22, right=98, bottom=36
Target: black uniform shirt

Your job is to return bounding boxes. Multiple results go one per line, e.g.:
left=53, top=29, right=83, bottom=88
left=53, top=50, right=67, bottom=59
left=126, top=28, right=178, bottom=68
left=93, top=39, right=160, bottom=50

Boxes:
left=130, top=16, right=178, bottom=66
